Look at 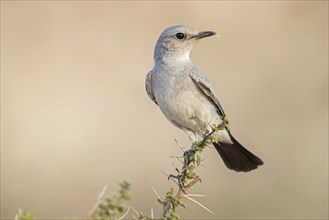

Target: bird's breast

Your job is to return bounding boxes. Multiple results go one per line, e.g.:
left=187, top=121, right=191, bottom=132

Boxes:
left=152, top=68, right=217, bottom=132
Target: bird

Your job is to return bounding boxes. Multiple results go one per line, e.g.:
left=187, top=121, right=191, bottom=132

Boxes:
left=145, top=25, right=263, bottom=172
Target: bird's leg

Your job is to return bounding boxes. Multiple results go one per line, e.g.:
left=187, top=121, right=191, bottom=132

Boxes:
left=168, top=166, right=188, bottom=194
left=168, top=148, right=197, bottom=193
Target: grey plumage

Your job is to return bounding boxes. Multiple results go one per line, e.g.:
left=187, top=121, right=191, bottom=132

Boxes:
left=146, top=25, right=263, bottom=172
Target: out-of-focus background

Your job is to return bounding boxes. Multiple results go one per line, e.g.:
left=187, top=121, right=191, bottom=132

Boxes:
left=1, top=1, right=328, bottom=219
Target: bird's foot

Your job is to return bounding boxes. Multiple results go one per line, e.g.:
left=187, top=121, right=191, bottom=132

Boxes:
left=168, top=168, right=188, bottom=194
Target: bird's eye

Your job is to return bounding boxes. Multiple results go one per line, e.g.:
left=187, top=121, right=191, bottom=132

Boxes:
left=175, top=32, right=185, bottom=40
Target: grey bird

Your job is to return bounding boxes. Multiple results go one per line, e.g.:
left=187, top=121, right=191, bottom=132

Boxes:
left=146, top=25, right=263, bottom=172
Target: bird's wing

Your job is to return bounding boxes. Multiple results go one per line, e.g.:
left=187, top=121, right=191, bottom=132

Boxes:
left=145, top=71, right=158, bottom=105
left=189, top=72, right=226, bottom=117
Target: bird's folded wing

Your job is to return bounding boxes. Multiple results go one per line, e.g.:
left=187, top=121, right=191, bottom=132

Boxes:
left=189, top=73, right=226, bottom=117
left=145, top=71, right=158, bottom=105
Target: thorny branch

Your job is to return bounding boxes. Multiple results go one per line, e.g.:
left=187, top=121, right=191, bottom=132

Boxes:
left=159, top=117, right=230, bottom=220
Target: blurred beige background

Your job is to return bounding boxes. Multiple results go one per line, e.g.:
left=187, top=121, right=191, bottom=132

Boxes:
left=1, top=1, right=328, bottom=219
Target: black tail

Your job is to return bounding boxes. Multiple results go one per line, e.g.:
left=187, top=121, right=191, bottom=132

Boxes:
left=213, top=134, right=263, bottom=172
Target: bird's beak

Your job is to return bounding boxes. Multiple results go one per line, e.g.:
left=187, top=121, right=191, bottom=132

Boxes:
left=192, top=31, right=216, bottom=40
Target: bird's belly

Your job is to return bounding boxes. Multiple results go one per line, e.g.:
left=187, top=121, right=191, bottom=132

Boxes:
left=156, top=87, right=219, bottom=132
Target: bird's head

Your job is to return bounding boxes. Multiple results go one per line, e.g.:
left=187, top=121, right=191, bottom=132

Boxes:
left=154, top=25, right=216, bottom=63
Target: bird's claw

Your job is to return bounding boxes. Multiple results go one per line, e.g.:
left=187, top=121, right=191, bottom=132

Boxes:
left=168, top=174, right=179, bottom=180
